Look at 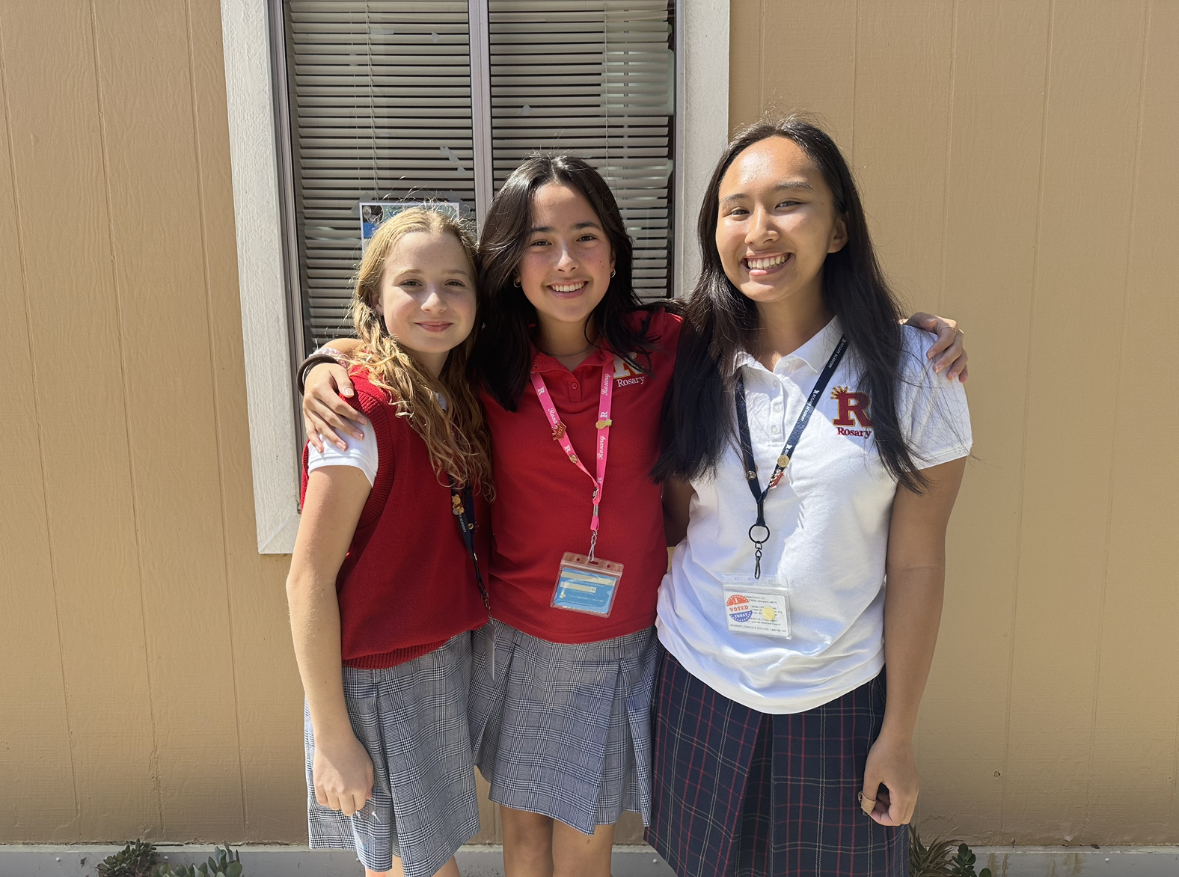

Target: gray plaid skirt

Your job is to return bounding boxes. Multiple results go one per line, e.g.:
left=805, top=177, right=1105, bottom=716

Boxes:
left=468, top=619, right=658, bottom=835
left=304, top=633, right=480, bottom=877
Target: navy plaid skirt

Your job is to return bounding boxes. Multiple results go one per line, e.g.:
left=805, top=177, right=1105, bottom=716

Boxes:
left=647, top=648, right=907, bottom=877
left=468, top=619, right=657, bottom=835
left=304, top=633, right=480, bottom=877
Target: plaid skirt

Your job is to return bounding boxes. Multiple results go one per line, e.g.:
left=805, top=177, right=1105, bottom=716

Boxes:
left=304, top=633, right=480, bottom=877
left=468, top=619, right=658, bottom=835
left=647, top=648, right=908, bottom=877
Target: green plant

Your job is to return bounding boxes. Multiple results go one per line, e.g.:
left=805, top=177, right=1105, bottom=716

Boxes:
left=950, top=842, right=991, bottom=877
left=909, top=826, right=991, bottom=877
left=151, top=845, right=242, bottom=877
left=98, top=841, right=159, bottom=877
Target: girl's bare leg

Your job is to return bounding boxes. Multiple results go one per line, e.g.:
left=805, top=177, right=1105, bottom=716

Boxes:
left=366, top=855, right=460, bottom=877
left=552, top=820, right=614, bottom=877
left=501, top=806, right=555, bottom=877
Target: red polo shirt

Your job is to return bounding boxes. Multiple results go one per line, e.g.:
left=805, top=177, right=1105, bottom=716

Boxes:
left=482, top=308, right=682, bottom=643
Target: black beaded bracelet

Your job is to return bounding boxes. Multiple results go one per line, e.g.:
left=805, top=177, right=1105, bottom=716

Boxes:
left=296, top=351, right=344, bottom=395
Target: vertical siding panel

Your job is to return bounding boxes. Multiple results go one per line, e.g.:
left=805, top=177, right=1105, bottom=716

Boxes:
left=735, top=0, right=857, bottom=150
left=0, top=0, right=159, bottom=839
left=1088, top=0, right=1179, bottom=841
left=186, top=0, right=307, bottom=841
left=89, top=0, right=246, bottom=837
left=728, top=0, right=762, bottom=134
left=851, top=1, right=955, bottom=309
left=0, top=29, right=78, bottom=841
left=1004, top=0, right=1146, bottom=841
left=917, top=0, right=1051, bottom=842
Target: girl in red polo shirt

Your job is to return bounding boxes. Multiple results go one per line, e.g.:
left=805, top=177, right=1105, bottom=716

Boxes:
left=287, top=207, right=493, bottom=877
left=299, top=159, right=968, bottom=877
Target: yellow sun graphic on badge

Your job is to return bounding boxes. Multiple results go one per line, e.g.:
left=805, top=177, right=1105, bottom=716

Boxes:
left=761, top=606, right=776, bottom=621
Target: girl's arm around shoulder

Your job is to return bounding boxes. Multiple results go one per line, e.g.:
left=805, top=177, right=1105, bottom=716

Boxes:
left=286, top=464, right=373, bottom=817
left=303, top=338, right=366, bottom=453
left=903, top=312, right=969, bottom=383
left=860, top=456, right=967, bottom=828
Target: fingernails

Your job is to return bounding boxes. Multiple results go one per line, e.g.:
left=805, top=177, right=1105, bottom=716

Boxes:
left=343, top=388, right=354, bottom=397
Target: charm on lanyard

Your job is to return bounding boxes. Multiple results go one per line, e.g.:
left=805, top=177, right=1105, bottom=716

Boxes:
left=531, top=365, right=625, bottom=616
left=450, top=477, right=495, bottom=677
left=734, top=335, right=848, bottom=578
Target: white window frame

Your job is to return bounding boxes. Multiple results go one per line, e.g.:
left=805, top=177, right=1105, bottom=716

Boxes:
left=219, top=0, right=729, bottom=554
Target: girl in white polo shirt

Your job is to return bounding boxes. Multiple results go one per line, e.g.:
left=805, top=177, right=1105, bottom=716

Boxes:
left=648, top=118, right=972, bottom=877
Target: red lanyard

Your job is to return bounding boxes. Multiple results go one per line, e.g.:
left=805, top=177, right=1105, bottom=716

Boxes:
left=530, top=366, right=614, bottom=560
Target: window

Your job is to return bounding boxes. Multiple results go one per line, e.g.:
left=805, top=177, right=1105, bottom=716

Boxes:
left=279, top=0, right=677, bottom=349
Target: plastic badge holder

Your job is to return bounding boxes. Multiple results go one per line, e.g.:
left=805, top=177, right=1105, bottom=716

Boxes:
left=551, top=552, right=624, bottom=617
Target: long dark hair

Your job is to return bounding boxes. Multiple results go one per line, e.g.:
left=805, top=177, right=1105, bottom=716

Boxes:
left=471, top=153, right=666, bottom=410
left=653, top=117, right=927, bottom=492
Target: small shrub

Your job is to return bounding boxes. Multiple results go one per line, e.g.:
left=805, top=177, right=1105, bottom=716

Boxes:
left=98, top=841, right=159, bottom=877
left=950, top=842, right=990, bottom=877
left=151, top=844, right=242, bottom=877
left=909, top=826, right=991, bottom=877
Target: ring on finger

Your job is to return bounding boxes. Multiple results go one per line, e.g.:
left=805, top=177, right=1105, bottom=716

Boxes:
left=858, top=791, right=877, bottom=815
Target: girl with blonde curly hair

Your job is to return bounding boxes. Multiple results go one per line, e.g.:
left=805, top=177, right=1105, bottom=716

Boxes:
left=286, top=206, right=493, bottom=877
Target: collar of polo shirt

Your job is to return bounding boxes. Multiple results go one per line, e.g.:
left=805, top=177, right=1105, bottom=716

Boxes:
left=529, top=343, right=614, bottom=373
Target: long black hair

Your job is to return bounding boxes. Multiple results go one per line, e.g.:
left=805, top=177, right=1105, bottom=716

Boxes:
left=653, top=117, right=927, bottom=493
left=470, top=153, right=668, bottom=410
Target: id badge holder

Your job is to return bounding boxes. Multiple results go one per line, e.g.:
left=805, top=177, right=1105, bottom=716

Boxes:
left=552, top=552, right=624, bottom=616
left=722, top=576, right=791, bottom=638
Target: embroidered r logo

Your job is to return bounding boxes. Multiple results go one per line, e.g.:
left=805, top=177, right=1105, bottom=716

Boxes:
left=831, top=387, right=873, bottom=427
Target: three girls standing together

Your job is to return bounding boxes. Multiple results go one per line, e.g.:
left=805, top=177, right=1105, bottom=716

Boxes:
left=286, top=117, right=973, bottom=877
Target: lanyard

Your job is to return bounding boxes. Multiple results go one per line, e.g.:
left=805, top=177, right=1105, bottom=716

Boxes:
left=530, top=366, right=614, bottom=560
left=734, top=335, right=848, bottom=578
left=449, top=479, right=490, bottom=612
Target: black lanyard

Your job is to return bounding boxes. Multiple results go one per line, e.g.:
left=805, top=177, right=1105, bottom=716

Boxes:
left=734, top=336, right=848, bottom=578
left=449, top=479, right=490, bottom=612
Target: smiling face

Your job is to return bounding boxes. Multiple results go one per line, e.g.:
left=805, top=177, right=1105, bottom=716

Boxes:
left=515, top=182, right=616, bottom=345
left=375, top=230, right=477, bottom=375
left=715, top=136, right=848, bottom=316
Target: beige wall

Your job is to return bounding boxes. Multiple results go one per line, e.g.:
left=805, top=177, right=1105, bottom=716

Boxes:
left=1, top=0, right=1176, bottom=850
left=730, top=0, right=1179, bottom=845
left=0, top=0, right=308, bottom=843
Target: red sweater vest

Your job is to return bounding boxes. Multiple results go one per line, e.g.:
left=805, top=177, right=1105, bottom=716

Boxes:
left=300, top=372, right=491, bottom=668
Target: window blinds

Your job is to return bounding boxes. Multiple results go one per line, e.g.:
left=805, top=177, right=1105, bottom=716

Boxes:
left=282, top=1, right=675, bottom=344
left=284, top=1, right=478, bottom=342
left=488, top=1, right=675, bottom=301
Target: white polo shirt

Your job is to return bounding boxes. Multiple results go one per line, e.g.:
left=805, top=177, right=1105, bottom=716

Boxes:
left=655, top=318, right=971, bottom=714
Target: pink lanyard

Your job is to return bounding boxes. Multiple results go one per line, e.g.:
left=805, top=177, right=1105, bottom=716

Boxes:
left=530, top=366, right=614, bottom=560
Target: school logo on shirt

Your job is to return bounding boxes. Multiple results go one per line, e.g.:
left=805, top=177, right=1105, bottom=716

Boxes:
left=612, top=354, right=646, bottom=387
left=831, top=386, right=873, bottom=438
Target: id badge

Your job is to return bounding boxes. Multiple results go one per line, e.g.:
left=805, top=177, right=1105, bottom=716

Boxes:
left=552, top=552, right=624, bottom=616
left=722, top=577, right=791, bottom=638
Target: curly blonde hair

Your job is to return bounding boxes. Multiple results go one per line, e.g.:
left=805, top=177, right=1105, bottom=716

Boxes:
left=348, top=207, right=493, bottom=494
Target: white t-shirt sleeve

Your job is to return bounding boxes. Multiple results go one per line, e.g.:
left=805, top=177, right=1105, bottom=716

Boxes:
left=899, top=326, right=972, bottom=469
left=307, top=422, right=379, bottom=486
